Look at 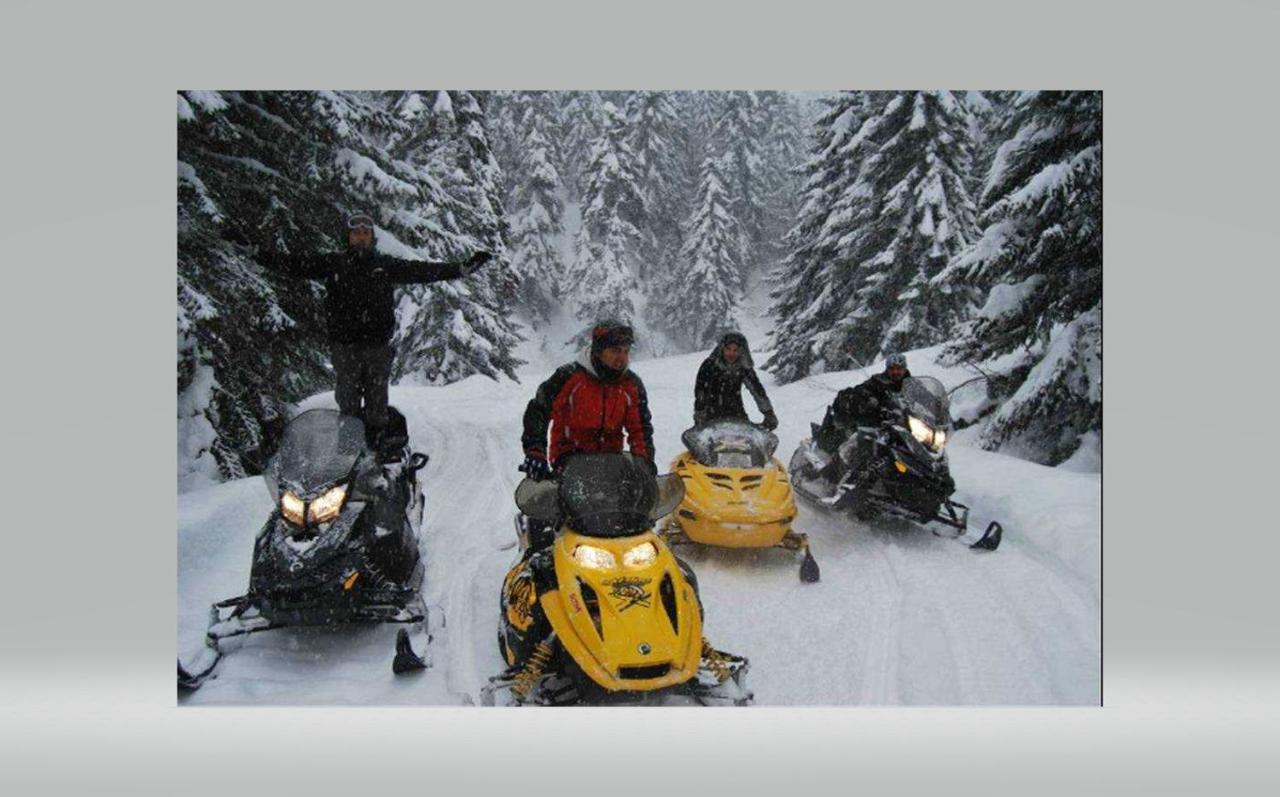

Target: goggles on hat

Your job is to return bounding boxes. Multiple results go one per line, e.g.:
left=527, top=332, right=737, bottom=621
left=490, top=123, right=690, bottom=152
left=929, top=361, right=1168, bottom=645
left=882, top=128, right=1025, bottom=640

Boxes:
left=592, top=324, right=634, bottom=348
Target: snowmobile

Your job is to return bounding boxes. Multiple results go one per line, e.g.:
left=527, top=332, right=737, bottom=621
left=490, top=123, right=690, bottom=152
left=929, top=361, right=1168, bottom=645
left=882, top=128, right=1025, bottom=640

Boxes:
left=482, top=452, right=753, bottom=706
left=660, top=420, right=819, bottom=583
left=178, top=407, right=435, bottom=691
left=788, top=376, right=1003, bottom=550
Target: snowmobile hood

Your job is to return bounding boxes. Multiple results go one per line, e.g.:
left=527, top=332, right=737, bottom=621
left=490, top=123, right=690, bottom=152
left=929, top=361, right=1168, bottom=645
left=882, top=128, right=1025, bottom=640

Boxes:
left=669, top=449, right=797, bottom=545
left=543, top=528, right=703, bottom=693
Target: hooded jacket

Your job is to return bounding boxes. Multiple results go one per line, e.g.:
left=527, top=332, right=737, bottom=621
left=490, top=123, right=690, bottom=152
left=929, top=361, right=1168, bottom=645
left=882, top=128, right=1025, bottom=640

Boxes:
left=521, top=348, right=654, bottom=466
left=693, top=332, right=774, bottom=426
left=259, top=247, right=465, bottom=345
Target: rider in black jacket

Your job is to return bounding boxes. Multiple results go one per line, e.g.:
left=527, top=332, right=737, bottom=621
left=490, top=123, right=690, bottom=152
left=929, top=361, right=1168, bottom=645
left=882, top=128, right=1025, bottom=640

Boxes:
left=245, top=212, right=491, bottom=450
left=815, top=353, right=912, bottom=457
left=692, top=332, right=778, bottom=430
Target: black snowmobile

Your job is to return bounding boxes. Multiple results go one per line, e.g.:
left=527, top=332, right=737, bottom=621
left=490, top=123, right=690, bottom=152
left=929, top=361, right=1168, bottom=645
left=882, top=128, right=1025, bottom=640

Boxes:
left=178, top=407, right=435, bottom=691
left=788, top=376, right=1003, bottom=550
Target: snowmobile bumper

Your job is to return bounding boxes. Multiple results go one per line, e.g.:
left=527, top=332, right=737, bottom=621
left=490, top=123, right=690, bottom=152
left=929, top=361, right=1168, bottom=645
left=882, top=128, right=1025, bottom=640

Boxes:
left=480, top=635, right=753, bottom=707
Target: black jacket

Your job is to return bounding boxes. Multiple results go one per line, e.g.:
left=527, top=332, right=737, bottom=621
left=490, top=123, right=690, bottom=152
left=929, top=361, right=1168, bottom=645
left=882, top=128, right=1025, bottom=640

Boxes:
left=816, top=370, right=911, bottom=451
left=693, top=334, right=774, bottom=426
left=260, top=248, right=464, bottom=345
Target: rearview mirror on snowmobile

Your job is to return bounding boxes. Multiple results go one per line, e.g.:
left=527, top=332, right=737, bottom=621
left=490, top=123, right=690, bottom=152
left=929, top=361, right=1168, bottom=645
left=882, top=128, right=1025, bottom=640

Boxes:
left=514, top=477, right=560, bottom=522
left=649, top=473, right=686, bottom=522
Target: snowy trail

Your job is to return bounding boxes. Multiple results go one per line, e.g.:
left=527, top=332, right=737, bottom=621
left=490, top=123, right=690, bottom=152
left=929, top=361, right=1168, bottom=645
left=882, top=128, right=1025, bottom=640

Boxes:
left=178, top=348, right=1099, bottom=705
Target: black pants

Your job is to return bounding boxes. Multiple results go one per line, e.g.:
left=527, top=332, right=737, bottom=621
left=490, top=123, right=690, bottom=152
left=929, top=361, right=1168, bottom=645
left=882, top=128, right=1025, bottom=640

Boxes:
left=331, top=342, right=394, bottom=435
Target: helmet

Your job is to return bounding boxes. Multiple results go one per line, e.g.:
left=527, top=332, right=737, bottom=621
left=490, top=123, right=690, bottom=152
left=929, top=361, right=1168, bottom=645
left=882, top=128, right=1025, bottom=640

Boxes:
left=590, top=320, right=634, bottom=352
left=885, top=353, right=907, bottom=371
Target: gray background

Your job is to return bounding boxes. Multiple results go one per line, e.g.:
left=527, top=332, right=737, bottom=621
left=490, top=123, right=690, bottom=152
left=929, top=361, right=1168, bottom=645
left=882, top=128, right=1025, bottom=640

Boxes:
left=3, top=0, right=1277, bottom=793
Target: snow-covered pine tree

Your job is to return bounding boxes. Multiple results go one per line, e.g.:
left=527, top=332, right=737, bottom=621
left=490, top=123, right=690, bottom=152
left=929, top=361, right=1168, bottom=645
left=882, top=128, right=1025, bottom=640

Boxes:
left=558, top=91, right=603, bottom=201
left=670, top=156, right=744, bottom=348
left=711, top=91, right=769, bottom=284
left=519, top=92, right=567, bottom=190
left=767, top=91, right=978, bottom=379
left=936, top=91, right=1102, bottom=466
left=766, top=91, right=883, bottom=381
left=756, top=91, right=807, bottom=272
left=562, top=102, right=646, bottom=338
left=565, top=214, right=642, bottom=339
left=624, top=91, right=689, bottom=285
left=507, top=123, right=566, bottom=321
left=677, top=91, right=719, bottom=183
left=961, top=91, right=1010, bottom=203
left=391, top=90, right=524, bottom=384
left=478, top=91, right=527, bottom=211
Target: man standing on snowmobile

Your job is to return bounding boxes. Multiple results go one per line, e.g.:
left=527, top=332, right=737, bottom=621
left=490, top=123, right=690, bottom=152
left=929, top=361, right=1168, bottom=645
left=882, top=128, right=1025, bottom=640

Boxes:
left=244, top=212, right=492, bottom=455
left=692, top=331, right=778, bottom=430
left=519, top=320, right=655, bottom=550
left=814, top=353, right=912, bottom=474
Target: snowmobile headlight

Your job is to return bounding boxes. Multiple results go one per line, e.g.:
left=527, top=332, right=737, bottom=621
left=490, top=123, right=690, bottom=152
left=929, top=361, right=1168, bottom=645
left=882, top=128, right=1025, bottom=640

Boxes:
left=908, top=416, right=933, bottom=445
left=307, top=484, right=348, bottom=524
left=908, top=416, right=948, bottom=451
left=281, top=491, right=306, bottom=526
left=572, top=544, right=617, bottom=570
left=622, top=541, right=658, bottom=568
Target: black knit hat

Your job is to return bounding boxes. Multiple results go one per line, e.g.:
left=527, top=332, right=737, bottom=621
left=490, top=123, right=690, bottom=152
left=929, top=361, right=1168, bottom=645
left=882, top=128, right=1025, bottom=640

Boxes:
left=590, top=320, right=634, bottom=352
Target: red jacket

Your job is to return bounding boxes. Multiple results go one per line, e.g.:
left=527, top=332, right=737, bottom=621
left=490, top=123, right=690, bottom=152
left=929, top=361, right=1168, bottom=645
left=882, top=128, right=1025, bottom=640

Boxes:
left=521, top=349, right=654, bottom=466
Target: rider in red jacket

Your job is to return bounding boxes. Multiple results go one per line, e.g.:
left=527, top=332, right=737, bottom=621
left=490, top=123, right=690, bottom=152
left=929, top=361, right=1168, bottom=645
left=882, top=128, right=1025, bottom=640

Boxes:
left=519, top=321, right=654, bottom=550
left=521, top=320, right=654, bottom=473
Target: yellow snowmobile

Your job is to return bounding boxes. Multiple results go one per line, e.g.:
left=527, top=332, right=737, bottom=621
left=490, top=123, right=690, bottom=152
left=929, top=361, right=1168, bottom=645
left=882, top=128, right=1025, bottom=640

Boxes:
left=661, top=421, right=819, bottom=583
left=483, top=452, right=752, bottom=706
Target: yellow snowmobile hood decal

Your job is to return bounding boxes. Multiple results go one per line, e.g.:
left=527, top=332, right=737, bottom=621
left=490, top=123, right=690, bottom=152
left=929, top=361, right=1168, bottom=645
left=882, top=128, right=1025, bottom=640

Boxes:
left=540, top=529, right=702, bottom=692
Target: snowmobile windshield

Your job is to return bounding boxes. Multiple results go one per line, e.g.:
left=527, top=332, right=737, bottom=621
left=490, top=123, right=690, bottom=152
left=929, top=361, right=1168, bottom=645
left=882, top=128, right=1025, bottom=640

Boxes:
left=683, top=421, right=778, bottom=468
left=898, top=377, right=951, bottom=428
left=273, top=409, right=367, bottom=496
left=558, top=453, right=681, bottom=537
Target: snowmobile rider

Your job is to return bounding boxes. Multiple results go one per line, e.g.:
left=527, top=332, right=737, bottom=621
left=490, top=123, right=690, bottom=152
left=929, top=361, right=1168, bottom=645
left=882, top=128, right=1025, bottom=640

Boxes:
left=519, top=321, right=656, bottom=550
left=244, top=212, right=492, bottom=455
left=692, top=331, right=778, bottom=430
left=815, top=352, right=912, bottom=469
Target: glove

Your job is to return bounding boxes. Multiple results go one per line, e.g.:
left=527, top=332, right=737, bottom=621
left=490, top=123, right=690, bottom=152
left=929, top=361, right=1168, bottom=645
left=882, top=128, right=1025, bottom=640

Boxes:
left=461, top=250, right=494, bottom=277
left=521, top=452, right=552, bottom=481
left=761, top=410, right=779, bottom=431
